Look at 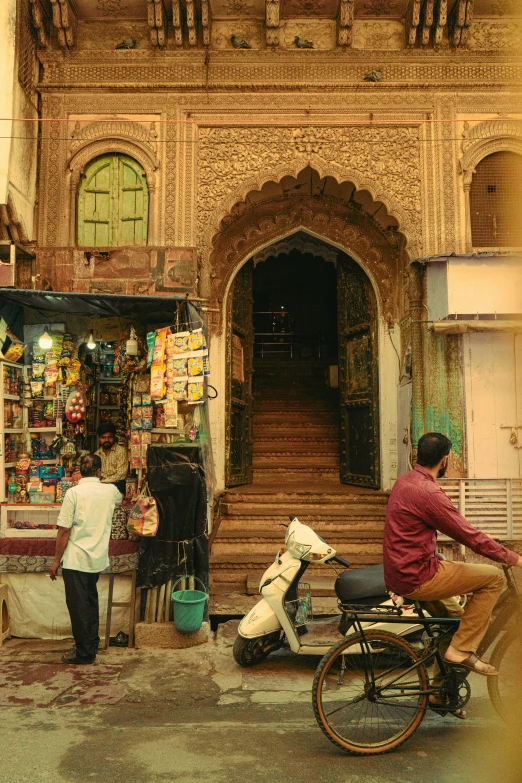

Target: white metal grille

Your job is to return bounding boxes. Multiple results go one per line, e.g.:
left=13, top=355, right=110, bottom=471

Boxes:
left=439, top=479, right=522, bottom=540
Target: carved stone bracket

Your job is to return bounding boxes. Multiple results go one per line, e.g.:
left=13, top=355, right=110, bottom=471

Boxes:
left=406, top=0, right=422, bottom=47
left=202, top=0, right=211, bottom=47
left=172, top=0, right=183, bottom=47
left=433, top=0, right=448, bottom=47
left=147, top=0, right=167, bottom=48
left=49, top=0, right=76, bottom=49
left=266, top=0, right=280, bottom=48
left=449, top=0, right=474, bottom=47
left=186, top=0, right=198, bottom=47
left=338, top=0, right=354, bottom=48
left=29, top=0, right=50, bottom=49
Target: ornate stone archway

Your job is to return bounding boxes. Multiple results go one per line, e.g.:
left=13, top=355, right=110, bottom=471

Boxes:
left=205, top=193, right=404, bottom=334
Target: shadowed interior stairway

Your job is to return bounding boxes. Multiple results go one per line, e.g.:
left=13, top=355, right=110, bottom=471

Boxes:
left=210, top=359, right=388, bottom=615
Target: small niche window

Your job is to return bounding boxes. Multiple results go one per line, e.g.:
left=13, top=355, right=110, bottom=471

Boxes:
left=469, top=151, right=522, bottom=248
left=77, top=153, right=149, bottom=247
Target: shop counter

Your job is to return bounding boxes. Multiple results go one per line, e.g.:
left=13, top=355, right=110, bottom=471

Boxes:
left=0, top=538, right=138, bottom=573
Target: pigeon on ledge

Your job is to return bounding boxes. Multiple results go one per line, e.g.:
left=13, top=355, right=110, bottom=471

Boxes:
left=363, top=68, right=383, bottom=82
left=115, top=38, right=137, bottom=50
left=231, top=35, right=251, bottom=49
left=294, top=36, right=314, bottom=48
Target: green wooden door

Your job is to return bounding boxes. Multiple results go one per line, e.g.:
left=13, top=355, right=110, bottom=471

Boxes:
left=226, top=260, right=254, bottom=487
left=338, top=254, right=380, bottom=488
left=77, top=154, right=148, bottom=246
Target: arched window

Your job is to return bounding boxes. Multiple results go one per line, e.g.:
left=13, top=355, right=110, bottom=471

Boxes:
left=77, top=154, right=149, bottom=246
left=469, top=151, right=522, bottom=248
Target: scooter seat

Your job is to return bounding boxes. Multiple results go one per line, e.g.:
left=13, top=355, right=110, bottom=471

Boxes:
left=335, top=564, right=388, bottom=603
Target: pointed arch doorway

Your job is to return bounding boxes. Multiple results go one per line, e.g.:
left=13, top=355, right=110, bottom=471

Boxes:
left=225, top=234, right=380, bottom=490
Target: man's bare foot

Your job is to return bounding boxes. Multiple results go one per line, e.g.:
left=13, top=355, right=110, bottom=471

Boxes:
left=444, top=646, right=498, bottom=676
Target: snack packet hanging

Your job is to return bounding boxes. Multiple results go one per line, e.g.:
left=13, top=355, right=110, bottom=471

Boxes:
left=203, top=354, right=210, bottom=376
left=187, top=379, right=205, bottom=404
left=189, top=328, right=207, bottom=352
left=187, top=356, right=204, bottom=377
left=150, top=364, right=165, bottom=399
left=152, top=328, right=168, bottom=365
left=172, top=378, right=188, bottom=401
left=171, top=331, right=190, bottom=355
left=146, top=332, right=156, bottom=367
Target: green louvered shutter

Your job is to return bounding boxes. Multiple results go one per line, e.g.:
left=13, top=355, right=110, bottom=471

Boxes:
left=77, top=154, right=148, bottom=247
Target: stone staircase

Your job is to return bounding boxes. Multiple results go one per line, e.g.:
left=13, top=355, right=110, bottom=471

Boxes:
left=210, top=359, right=388, bottom=615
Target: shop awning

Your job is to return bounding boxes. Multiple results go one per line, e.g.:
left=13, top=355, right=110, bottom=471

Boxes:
left=0, top=289, right=195, bottom=324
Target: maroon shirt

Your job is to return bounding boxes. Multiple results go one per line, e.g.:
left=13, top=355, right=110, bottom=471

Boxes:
left=383, top=464, right=518, bottom=596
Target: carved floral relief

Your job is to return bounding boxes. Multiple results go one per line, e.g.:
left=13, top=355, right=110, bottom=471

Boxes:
left=197, top=124, right=422, bottom=258
left=211, top=20, right=265, bottom=48
left=352, top=20, right=405, bottom=49
left=468, top=21, right=522, bottom=50
left=279, top=20, right=337, bottom=49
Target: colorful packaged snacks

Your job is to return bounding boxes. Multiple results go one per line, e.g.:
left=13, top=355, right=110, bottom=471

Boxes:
left=146, top=332, right=156, bottom=367
left=189, top=328, right=207, bottom=351
left=153, top=327, right=169, bottom=365
left=170, top=357, right=187, bottom=377
left=170, top=331, right=190, bottom=355
left=187, top=356, right=204, bottom=377
left=171, top=378, right=188, bottom=401
left=188, top=379, right=205, bottom=403
left=150, top=364, right=165, bottom=399
left=31, top=381, right=44, bottom=398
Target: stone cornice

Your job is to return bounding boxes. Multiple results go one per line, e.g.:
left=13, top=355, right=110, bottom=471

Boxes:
left=37, top=49, right=522, bottom=90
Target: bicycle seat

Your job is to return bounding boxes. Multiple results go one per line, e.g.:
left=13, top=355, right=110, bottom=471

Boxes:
left=335, top=564, right=388, bottom=604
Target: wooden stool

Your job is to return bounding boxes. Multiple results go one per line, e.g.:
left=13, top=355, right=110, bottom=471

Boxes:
left=103, top=570, right=138, bottom=650
left=0, top=583, right=10, bottom=646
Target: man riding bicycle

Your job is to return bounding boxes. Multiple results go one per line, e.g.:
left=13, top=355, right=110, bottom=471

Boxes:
left=384, top=432, right=522, bottom=678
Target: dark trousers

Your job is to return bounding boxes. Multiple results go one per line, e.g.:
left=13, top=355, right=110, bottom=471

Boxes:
left=62, top=569, right=100, bottom=661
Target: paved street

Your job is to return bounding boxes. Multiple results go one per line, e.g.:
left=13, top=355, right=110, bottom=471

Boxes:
left=1, top=623, right=520, bottom=783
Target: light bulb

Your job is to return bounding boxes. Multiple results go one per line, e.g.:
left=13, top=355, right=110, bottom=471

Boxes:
left=39, top=331, right=53, bottom=350
left=126, top=326, right=138, bottom=356
left=87, top=332, right=96, bottom=350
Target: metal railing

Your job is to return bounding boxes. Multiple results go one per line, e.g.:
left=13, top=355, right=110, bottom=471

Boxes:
left=439, top=478, right=522, bottom=539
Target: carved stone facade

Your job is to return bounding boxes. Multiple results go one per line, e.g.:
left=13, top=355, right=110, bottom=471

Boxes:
left=22, top=5, right=522, bottom=488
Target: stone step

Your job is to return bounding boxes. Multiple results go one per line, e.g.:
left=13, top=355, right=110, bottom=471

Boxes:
left=252, top=441, right=340, bottom=454
left=253, top=425, right=339, bottom=438
left=252, top=455, right=340, bottom=469
left=210, top=549, right=381, bottom=566
left=221, top=490, right=388, bottom=504
left=221, top=501, right=387, bottom=516
left=254, top=401, right=338, bottom=412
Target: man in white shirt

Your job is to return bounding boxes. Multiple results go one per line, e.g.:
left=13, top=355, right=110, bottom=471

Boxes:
left=50, top=453, right=122, bottom=664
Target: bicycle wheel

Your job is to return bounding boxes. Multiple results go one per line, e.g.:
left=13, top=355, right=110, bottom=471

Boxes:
left=488, top=630, right=522, bottom=722
left=312, top=630, right=429, bottom=755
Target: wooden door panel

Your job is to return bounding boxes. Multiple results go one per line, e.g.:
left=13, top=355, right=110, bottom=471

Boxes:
left=226, top=260, right=254, bottom=486
left=338, top=255, right=380, bottom=488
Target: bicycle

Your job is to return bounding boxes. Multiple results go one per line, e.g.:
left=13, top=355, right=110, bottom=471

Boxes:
left=312, top=563, right=521, bottom=756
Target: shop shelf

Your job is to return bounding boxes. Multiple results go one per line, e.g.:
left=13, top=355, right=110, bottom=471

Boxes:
left=3, top=428, right=24, bottom=433
left=27, top=427, right=57, bottom=432
left=99, top=405, right=120, bottom=410
left=4, top=394, right=21, bottom=401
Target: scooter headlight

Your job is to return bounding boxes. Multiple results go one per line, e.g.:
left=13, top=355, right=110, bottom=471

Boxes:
left=286, top=533, right=311, bottom=559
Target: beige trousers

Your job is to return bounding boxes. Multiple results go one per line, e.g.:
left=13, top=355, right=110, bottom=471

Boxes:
left=405, top=560, right=506, bottom=654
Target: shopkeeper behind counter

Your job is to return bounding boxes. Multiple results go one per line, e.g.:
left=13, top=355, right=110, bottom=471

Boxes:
left=95, top=422, right=128, bottom=495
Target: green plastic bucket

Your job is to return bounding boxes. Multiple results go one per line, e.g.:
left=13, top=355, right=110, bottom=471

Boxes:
left=171, top=577, right=208, bottom=634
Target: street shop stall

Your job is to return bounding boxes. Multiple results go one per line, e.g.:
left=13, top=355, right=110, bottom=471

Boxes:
left=0, top=290, right=213, bottom=641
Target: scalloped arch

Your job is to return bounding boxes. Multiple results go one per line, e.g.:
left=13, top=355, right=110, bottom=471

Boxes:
left=209, top=158, right=413, bottom=253
left=460, top=135, right=522, bottom=182
left=68, top=139, right=159, bottom=190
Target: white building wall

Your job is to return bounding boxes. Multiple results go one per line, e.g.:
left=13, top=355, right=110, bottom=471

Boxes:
left=463, top=332, right=522, bottom=479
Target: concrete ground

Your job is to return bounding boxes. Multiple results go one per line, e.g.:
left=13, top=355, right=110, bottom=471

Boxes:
left=1, top=622, right=520, bottom=783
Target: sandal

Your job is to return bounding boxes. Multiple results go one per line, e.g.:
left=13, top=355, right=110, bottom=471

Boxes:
left=428, top=696, right=467, bottom=720
left=444, top=652, right=498, bottom=677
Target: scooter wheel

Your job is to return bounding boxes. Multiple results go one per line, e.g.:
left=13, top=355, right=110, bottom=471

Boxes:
left=233, top=633, right=280, bottom=667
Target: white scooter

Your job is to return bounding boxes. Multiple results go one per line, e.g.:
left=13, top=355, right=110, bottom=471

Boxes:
left=233, top=515, right=424, bottom=667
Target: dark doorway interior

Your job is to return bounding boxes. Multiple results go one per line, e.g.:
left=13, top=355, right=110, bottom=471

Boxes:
left=253, top=250, right=337, bottom=361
